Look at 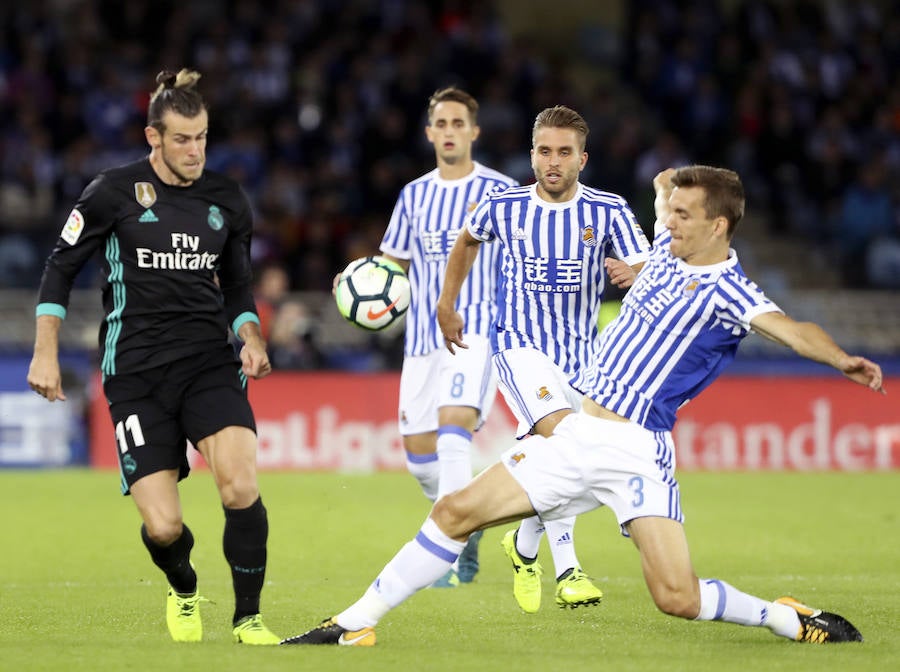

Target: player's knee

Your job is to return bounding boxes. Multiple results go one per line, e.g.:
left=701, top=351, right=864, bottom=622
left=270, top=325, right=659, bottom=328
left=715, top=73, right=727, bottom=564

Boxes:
left=430, top=492, right=474, bottom=539
left=437, top=407, right=478, bottom=432
left=216, top=472, right=259, bottom=509
left=143, top=518, right=184, bottom=546
left=651, top=585, right=701, bottom=619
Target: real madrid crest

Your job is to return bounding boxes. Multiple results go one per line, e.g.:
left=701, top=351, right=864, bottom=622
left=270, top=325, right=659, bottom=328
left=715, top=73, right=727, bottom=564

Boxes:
left=208, top=205, right=224, bottom=230
left=134, top=182, right=157, bottom=208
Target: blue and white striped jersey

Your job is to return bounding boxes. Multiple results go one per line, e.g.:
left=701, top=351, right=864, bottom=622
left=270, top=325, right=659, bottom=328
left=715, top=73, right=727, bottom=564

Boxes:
left=381, top=162, right=517, bottom=357
left=577, top=229, right=782, bottom=431
left=468, top=182, right=650, bottom=380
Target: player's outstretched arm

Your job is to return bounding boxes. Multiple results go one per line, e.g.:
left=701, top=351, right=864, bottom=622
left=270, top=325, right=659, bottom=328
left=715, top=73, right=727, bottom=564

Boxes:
left=750, top=311, right=885, bottom=393
left=437, top=228, right=482, bottom=354
left=28, top=315, right=66, bottom=401
left=237, top=321, right=272, bottom=380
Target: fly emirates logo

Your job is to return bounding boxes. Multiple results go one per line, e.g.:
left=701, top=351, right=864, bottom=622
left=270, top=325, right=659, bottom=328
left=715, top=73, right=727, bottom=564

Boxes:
left=136, top=233, right=219, bottom=270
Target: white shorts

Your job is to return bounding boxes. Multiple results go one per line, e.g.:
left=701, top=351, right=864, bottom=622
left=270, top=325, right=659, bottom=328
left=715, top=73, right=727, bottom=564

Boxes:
left=493, top=347, right=584, bottom=439
left=398, top=334, right=497, bottom=436
left=500, top=413, right=683, bottom=534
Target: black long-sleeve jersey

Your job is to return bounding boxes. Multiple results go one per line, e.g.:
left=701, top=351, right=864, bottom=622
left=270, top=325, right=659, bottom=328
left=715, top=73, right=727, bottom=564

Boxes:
left=37, top=158, right=259, bottom=376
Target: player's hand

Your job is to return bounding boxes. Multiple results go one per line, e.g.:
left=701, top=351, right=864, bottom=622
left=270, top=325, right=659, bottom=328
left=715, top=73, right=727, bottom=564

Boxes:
left=240, top=339, right=273, bottom=379
left=331, top=272, right=341, bottom=297
left=605, top=257, right=637, bottom=289
left=653, top=168, right=676, bottom=197
left=27, top=354, right=66, bottom=401
left=838, top=355, right=885, bottom=394
left=653, top=168, right=677, bottom=228
left=437, top=304, right=467, bottom=354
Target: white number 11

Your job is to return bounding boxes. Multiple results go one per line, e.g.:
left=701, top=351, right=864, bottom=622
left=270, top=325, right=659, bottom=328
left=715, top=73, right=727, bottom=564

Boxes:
left=115, top=414, right=146, bottom=453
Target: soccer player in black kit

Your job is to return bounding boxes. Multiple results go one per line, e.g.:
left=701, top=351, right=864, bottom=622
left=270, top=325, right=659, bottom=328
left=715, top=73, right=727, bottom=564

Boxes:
left=27, top=69, right=280, bottom=645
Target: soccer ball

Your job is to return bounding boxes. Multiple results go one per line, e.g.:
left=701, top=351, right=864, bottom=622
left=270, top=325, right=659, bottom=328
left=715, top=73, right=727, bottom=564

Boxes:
left=334, top=255, right=411, bottom=331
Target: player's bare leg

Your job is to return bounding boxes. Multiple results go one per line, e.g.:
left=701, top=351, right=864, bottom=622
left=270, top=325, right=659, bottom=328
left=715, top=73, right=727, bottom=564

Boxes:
left=626, top=516, right=862, bottom=643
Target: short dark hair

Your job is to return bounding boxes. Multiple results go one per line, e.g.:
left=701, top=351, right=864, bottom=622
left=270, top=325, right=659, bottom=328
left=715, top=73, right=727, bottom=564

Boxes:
left=147, top=69, right=206, bottom=133
left=672, top=165, right=745, bottom=237
left=427, top=87, right=478, bottom=123
left=532, top=106, right=589, bottom=150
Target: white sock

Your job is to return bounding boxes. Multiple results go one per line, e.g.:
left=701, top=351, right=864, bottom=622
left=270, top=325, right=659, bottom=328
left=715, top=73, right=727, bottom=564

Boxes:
left=515, top=516, right=544, bottom=559
left=335, top=583, right=392, bottom=631
left=545, top=517, right=580, bottom=578
left=762, top=601, right=803, bottom=640
left=435, top=425, right=471, bottom=574
left=436, top=425, right=472, bottom=499
left=405, top=451, right=439, bottom=501
left=696, top=578, right=800, bottom=637
left=336, top=517, right=465, bottom=630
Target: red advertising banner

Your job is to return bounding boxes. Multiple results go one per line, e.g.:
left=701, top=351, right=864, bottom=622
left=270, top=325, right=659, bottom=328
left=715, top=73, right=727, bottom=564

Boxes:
left=88, top=372, right=520, bottom=472
left=672, top=378, right=898, bottom=470
left=89, top=373, right=899, bottom=471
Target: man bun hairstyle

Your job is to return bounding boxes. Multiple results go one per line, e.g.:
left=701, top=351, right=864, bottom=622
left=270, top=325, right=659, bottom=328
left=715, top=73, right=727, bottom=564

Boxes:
left=532, top=105, right=589, bottom=150
left=147, top=69, right=206, bottom=133
left=672, top=165, right=745, bottom=237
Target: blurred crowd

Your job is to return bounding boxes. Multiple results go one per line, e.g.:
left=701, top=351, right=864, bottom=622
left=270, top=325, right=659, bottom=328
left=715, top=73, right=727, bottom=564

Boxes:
left=1, top=0, right=899, bottom=367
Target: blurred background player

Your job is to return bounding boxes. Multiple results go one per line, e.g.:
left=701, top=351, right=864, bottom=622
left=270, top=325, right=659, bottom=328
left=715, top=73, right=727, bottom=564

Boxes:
left=375, top=87, right=518, bottom=585
left=438, top=105, right=650, bottom=612
left=26, top=69, right=280, bottom=645
left=281, top=164, right=881, bottom=647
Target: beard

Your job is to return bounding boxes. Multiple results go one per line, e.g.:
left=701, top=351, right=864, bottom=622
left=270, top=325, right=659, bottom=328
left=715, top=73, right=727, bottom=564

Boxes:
left=161, top=151, right=203, bottom=185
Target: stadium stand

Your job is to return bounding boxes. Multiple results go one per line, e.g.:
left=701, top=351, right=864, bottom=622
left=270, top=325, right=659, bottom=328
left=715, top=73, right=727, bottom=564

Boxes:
left=1, top=0, right=897, bottom=367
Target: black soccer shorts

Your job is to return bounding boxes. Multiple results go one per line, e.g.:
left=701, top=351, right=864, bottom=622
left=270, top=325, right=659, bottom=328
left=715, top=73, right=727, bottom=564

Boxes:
left=103, top=345, right=257, bottom=494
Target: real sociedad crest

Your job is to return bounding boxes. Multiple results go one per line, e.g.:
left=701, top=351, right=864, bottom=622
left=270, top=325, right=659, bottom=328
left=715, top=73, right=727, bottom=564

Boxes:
left=508, top=452, right=526, bottom=466
left=582, top=223, right=597, bottom=246
left=134, top=182, right=157, bottom=208
left=536, top=386, right=553, bottom=401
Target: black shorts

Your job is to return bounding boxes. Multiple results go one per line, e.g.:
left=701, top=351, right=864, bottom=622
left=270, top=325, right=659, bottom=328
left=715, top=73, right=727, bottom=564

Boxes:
left=103, top=344, right=257, bottom=494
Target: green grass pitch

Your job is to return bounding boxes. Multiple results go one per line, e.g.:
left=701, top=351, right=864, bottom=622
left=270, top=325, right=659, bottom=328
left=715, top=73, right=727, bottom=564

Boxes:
left=1, top=469, right=898, bottom=671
